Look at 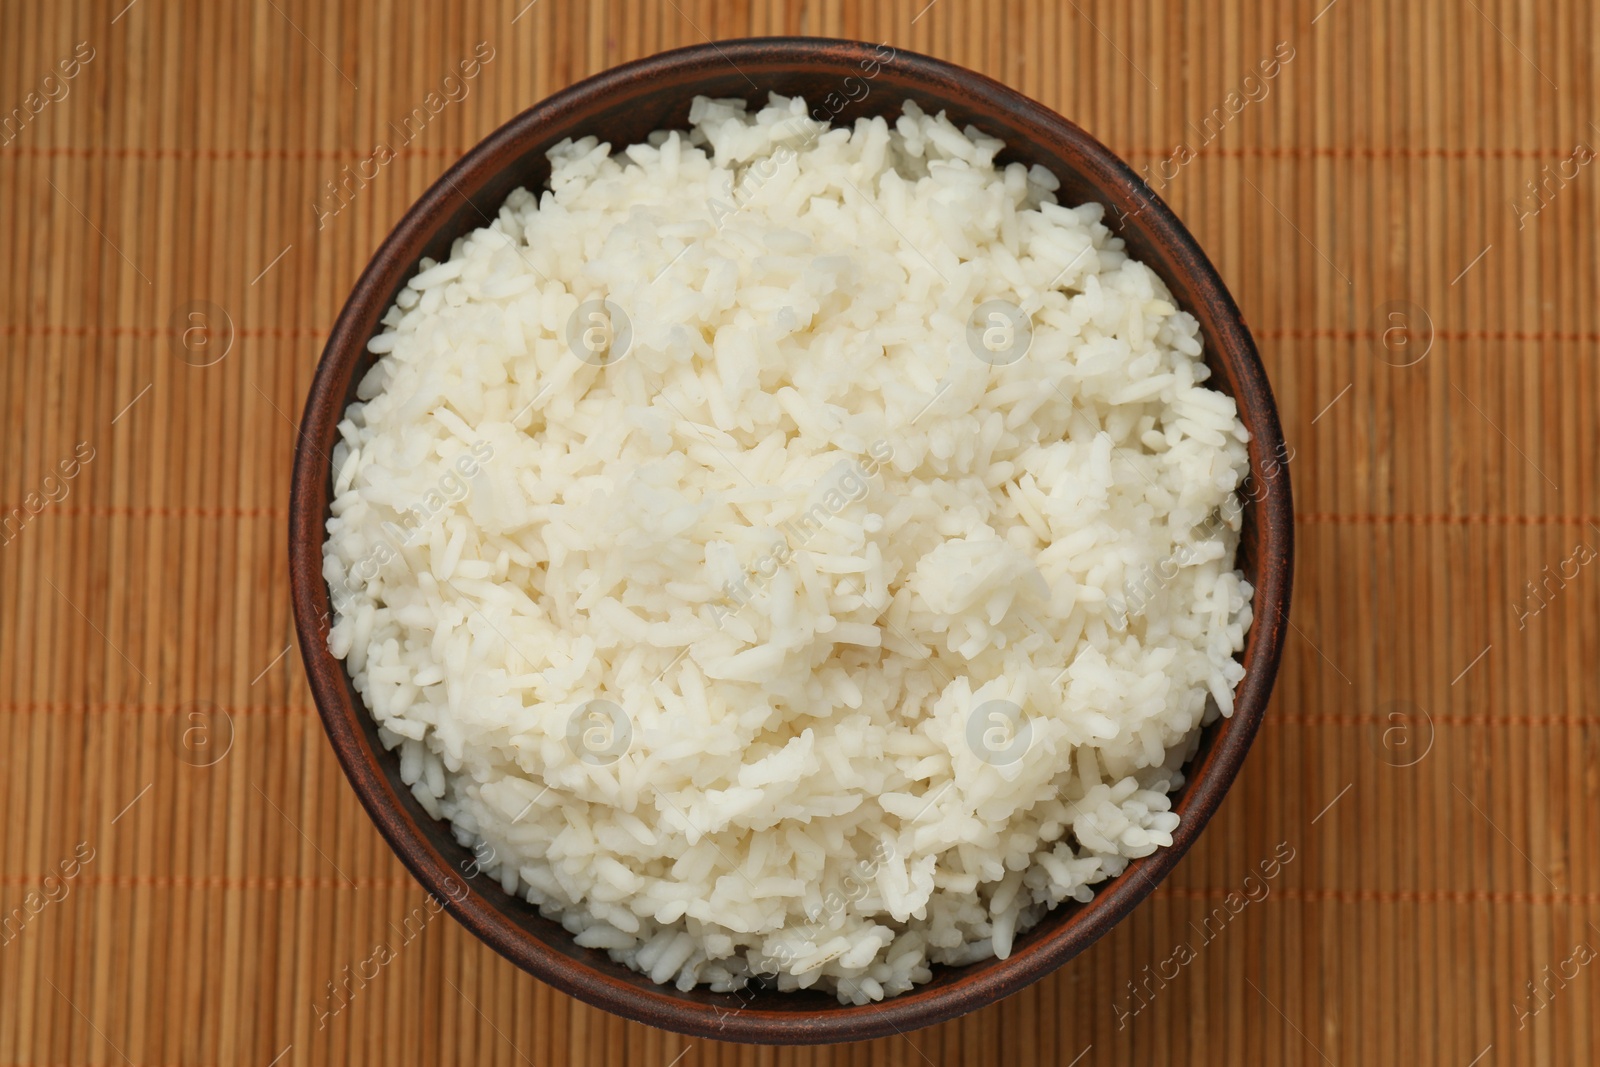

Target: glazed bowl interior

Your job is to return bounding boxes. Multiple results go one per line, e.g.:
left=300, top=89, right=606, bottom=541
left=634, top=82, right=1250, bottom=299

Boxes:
left=289, top=37, right=1292, bottom=1045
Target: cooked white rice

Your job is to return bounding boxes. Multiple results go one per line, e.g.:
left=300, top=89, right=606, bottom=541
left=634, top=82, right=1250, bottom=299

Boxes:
left=322, top=94, right=1253, bottom=1004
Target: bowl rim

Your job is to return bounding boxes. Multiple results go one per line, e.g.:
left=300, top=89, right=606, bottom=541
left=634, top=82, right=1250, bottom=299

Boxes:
left=289, top=35, right=1293, bottom=1045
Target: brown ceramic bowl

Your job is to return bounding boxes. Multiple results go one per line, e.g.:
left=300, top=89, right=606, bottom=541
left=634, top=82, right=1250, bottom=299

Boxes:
left=289, top=37, right=1292, bottom=1045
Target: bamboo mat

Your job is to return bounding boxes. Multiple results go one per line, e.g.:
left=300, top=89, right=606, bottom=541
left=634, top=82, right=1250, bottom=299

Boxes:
left=2, top=0, right=1597, bottom=1064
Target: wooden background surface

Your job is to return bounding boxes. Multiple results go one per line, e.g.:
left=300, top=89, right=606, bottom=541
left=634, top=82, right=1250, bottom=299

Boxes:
left=3, top=0, right=1597, bottom=1064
